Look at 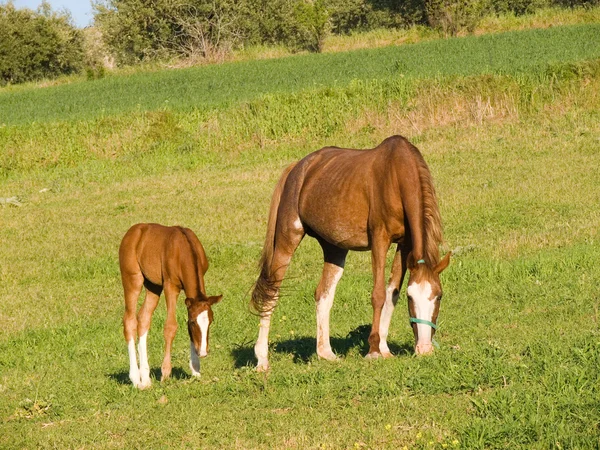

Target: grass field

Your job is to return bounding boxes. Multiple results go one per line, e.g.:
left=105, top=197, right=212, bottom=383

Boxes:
left=1, top=22, right=600, bottom=449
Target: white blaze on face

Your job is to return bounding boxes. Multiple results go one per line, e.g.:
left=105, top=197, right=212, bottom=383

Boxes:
left=196, top=310, right=210, bottom=357
left=407, top=280, right=435, bottom=347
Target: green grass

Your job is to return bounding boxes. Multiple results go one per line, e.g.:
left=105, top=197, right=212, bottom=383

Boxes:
left=1, top=24, right=600, bottom=126
left=1, top=23, right=600, bottom=449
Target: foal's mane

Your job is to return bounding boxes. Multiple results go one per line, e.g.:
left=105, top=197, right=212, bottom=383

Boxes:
left=410, top=143, right=444, bottom=265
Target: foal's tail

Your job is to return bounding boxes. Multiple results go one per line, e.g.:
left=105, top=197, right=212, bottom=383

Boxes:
left=251, top=161, right=298, bottom=315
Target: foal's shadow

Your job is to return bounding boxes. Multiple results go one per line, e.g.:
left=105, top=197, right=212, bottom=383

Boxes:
left=231, top=324, right=413, bottom=368
left=109, top=367, right=189, bottom=385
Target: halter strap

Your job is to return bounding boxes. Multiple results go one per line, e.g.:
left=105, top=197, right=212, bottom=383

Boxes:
left=409, top=317, right=440, bottom=349
left=417, top=259, right=426, bottom=264
left=409, top=317, right=437, bottom=329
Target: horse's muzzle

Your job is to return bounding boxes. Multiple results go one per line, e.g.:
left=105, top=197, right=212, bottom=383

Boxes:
left=415, top=343, right=434, bottom=355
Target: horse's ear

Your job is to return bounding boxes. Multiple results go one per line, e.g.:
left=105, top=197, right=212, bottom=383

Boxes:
left=208, top=295, right=223, bottom=305
left=185, top=297, right=193, bottom=308
left=434, top=252, right=451, bottom=274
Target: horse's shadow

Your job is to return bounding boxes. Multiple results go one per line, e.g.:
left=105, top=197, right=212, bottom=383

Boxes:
left=231, top=324, right=413, bottom=368
left=109, top=367, right=189, bottom=385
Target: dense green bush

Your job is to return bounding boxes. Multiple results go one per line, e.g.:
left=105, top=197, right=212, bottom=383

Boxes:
left=0, top=1, right=85, bottom=85
left=425, top=0, right=491, bottom=36
left=94, top=0, right=336, bottom=62
left=326, top=0, right=426, bottom=34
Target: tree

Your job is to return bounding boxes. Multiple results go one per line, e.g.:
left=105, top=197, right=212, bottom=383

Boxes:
left=0, top=1, right=85, bottom=85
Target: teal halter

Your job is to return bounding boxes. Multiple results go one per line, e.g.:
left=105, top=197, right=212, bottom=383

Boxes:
left=409, top=317, right=440, bottom=349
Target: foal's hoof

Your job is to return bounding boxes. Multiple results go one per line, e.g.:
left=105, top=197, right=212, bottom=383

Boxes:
left=138, top=379, right=152, bottom=390
left=365, top=352, right=382, bottom=360
left=381, top=351, right=394, bottom=359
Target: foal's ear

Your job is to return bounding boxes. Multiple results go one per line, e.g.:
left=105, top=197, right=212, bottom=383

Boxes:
left=434, top=252, right=451, bottom=274
left=185, top=297, right=194, bottom=308
left=208, top=295, right=223, bottom=305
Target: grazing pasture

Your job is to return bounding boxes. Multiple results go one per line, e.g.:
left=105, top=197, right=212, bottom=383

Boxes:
left=1, top=24, right=600, bottom=448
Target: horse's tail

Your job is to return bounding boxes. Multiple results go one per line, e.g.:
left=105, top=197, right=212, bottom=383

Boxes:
left=251, top=161, right=298, bottom=315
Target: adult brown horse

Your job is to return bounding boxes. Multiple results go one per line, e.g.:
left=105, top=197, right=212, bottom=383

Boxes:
left=251, top=135, right=450, bottom=371
left=120, top=223, right=222, bottom=389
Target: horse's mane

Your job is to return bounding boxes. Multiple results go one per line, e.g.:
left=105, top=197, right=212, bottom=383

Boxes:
left=412, top=144, right=444, bottom=265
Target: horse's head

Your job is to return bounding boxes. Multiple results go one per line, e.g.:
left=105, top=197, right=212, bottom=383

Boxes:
left=406, top=252, right=450, bottom=355
left=185, top=294, right=223, bottom=358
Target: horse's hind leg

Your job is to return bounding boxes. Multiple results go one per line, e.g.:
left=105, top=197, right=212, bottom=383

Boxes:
left=121, top=271, right=144, bottom=388
left=136, top=281, right=162, bottom=389
left=315, top=242, right=347, bottom=361
left=254, top=225, right=304, bottom=372
left=379, top=245, right=408, bottom=358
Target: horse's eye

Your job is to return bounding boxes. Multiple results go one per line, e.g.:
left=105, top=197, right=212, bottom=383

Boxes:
left=407, top=295, right=413, bottom=302
left=438, top=294, right=443, bottom=302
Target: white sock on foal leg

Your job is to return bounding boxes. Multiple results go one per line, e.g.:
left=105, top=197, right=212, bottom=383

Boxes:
left=127, top=339, right=141, bottom=387
left=137, top=332, right=151, bottom=389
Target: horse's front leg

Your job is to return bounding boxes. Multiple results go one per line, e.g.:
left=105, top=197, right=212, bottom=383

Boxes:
left=161, top=284, right=179, bottom=381
left=366, top=237, right=389, bottom=359
left=379, top=245, right=408, bottom=358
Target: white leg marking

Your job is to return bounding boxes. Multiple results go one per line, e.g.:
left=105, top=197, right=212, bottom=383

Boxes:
left=197, top=311, right=210, bottom=358
left=255, top=312, right=273, bottom=372
left=138, top=332, right=151, bottom=389
left=127, top=339, right=141, bottom=388
left=316, top=267, right=343, bottom=361
left=189, top=341, right=201, bottom=377
left=379, top=284, right=398, bottom=357
left=407, top=281, right=435, bottom=354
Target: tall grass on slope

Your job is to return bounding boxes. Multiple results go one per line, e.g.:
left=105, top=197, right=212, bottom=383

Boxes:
left=0, top=24, right=599, bottom=126
left=2, top=59, right=599, bottom=177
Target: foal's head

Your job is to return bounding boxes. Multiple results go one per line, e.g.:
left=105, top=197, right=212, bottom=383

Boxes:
left=185, top=294, right=223, bottom=358
left=406, top=252, right=451, bottom=355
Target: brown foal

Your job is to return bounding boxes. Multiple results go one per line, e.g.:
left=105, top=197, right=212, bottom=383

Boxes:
left=119, top=223, right=222, bottom=389
left=251, top=135, right=450, bottom=371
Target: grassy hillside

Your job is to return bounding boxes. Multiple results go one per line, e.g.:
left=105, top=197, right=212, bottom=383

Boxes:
left=1, top=24, right=600, bottom=126
left=1, top=23, right=599, bottom=449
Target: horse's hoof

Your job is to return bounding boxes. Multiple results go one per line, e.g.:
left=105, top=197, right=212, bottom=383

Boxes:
left=160, top=370, right=172, bottom=382
left=138, top=379, right=152, bottom=389
left=317, top=350, right=338, bottom=361
left=256, top=363, right=270, bottom=373
left=381, top=351, right=394, bottom=359
left=365, top=352, right=381, bottom=360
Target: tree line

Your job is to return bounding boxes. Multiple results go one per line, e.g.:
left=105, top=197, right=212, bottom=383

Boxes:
left=0, top=0, right=597, bottom=85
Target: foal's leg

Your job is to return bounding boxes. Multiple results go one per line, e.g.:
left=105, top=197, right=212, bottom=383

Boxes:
left=122, top=271, right=144, bottom=388
left=315, top=243, right=347, bottom=361
left=136, top=281, right=162, bottom=389
left=366, top=236, right=390, bottom=359
left=255, top=225, right=304, bottom=372
left=160, top=283, right=180, bottom=381
left=379, top=245, right=408, bottom=358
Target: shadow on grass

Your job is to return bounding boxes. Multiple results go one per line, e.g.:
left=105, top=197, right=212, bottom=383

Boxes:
left=231, top=324, right=414, bottom=368
left=109, top=367, right=189, bottom=385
